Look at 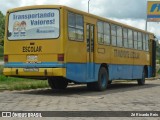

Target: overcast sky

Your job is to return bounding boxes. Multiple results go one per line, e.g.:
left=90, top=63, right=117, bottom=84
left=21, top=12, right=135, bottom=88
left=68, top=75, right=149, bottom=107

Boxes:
left=1, top=0, right=160, bottom=39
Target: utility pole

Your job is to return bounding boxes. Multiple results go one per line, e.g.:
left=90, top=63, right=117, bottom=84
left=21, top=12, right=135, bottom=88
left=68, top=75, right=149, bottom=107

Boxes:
left=88, top=0, right=91, bottom=13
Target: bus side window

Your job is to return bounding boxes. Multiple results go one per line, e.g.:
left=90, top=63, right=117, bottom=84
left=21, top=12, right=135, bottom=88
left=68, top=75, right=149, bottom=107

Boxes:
left=104, top=22, right=110, bottom=45
left=117, top=26, right=123, bottom=47
left=146, top=34, right=149, bottom=51
left=138, top=32, right=142, bottom=50
left=142, top=34, right=146, bottom=51
left=68, top=12, right=76, bottom=40
left=134, top=31, right=138, bottom=49
left=111, top=25, right=117, bottom=46
left=68, top=12, right=84, bottom=41
left=128, top=29, right=133, bottom=49
left=76, top=15, right=84, bottom=40
left=97, top=21, right=104, bottom=44
left=123, top=28, right=128, bottom=48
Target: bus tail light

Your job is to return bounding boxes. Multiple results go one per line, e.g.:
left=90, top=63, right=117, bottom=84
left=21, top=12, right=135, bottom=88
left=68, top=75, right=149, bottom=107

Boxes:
left=4, top=55, right=8, bottom=63
left=58, top=54, right=64, bottom=61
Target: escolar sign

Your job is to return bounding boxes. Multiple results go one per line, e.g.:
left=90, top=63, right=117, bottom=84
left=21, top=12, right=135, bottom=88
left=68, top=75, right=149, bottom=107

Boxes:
left=147, top=1, right=160, bottom=22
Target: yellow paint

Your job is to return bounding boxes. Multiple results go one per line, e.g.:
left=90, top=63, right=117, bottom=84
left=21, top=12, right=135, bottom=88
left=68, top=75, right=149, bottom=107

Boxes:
left=3, top=68, right=66, bottom=77
left=147, top=1, right=160, bottom=21
left=147, top=1, right=160, bottom=15
left=3, top=5, right=155, bottom=78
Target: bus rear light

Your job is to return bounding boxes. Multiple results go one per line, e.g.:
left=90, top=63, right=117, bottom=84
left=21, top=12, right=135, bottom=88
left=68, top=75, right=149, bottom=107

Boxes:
left=58, top=54, right=64, bottom=61
left=4, top=55, right=8, bottom=63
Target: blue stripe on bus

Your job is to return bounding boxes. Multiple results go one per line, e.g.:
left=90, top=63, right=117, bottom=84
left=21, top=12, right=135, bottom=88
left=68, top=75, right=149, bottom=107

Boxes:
left=5, top=62, right=152, bottom=83
left=66, top=63, right=151, bottom=83
left=109, top=64, right=143, bottom=80
left=4, top=62, right=65, bottom=68
left=66, top=63, right=100, bottom=83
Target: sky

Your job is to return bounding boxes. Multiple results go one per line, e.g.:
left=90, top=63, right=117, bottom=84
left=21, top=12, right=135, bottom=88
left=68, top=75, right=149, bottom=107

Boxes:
left=0, top=0, right=160, bottom=40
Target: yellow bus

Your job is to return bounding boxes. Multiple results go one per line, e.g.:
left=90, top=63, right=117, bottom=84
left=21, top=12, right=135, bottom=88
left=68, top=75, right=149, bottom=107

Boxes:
left=3, top=5, right=156, bottom=91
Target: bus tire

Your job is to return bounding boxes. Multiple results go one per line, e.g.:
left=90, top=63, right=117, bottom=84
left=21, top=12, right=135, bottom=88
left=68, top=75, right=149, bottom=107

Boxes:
left=95, top=67, right=108, bottom=91
left=48, top=77, right=68, bottom=90
left=137, top=69, right=146, bottom=85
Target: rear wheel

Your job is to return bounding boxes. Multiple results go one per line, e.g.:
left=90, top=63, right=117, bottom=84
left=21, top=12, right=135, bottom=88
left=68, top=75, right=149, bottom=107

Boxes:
left=87, top=67, right=108, bottom=91
left=48, top=77, right=68, bottom=90
left=137, top=68, right=146, bottom=85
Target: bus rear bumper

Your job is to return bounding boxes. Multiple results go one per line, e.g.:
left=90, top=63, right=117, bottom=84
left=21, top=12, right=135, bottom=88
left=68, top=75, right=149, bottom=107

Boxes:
left=3, top=68, right=66, bottom=77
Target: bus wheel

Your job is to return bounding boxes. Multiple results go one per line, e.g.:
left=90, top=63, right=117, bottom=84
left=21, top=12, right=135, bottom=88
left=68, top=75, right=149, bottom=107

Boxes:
left=95, top=67, right=108, bottom=91
left=48, top=77, right=68, bottom=90
left=137, top=69, right=145, bottom=85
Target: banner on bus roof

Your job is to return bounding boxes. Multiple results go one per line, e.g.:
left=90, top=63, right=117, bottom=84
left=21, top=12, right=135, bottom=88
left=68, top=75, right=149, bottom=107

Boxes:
left=147, top=1, right=160, bottom=22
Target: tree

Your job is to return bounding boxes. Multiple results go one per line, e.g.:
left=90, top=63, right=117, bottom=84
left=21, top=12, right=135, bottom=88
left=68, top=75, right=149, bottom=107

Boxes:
left=0, top=11, right=5, bottom=46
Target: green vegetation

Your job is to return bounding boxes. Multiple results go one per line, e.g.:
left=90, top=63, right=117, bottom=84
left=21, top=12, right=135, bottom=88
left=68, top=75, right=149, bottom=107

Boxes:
left=157, top=44, right=160, bottom=61
left=0, top=45, right=3, bottom=60
left=0, top=11, right=5, bottom=60
left=0, top=76, right=49, bottom=91
left=0, top=65, right=3, bottom=74
left=0, top=11, right=5, bottom=46
left=0, top=63, right=49, bottom=91
left=158, top=69, right=160, bottom=74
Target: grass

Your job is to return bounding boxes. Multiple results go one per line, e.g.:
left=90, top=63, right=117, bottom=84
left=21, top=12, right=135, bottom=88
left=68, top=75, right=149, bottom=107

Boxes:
left=0, top=66, right=49, bottom=91
left=0, top=75, right=49, bottom=91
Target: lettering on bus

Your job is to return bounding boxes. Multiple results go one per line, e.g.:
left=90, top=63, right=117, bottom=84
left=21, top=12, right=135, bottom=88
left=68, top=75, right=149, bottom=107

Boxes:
left=114, top=49, right=140, bottom=59
left=22, top=46, right=42, bottom=52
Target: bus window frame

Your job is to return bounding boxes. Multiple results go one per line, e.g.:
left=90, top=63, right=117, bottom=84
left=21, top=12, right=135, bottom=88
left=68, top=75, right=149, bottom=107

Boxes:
left=97, top=20, right=111, bottom=46
left=111, top=24, right=117, bottom=47
left=146, top=34, right=149, bottom=51
left=137, top=32, right=143, bottom=50
left=123, top=28, right=128, bottom=48
left=116, top=25, right=123, bottom=48
left=67, top=11, right=84, bottom=42
left=133, top=31, right=138, bottom=50
left=104, top=22, right=111, bottom=45
left=7, top=8, right=61, bottom=41
left=128, top=29, right=133, bottom=49
left=97, top=21, right=104, bottom=45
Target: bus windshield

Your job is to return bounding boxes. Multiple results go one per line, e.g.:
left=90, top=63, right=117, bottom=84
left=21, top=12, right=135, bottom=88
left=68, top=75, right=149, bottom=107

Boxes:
left=8, top=9, right=60, bottom=40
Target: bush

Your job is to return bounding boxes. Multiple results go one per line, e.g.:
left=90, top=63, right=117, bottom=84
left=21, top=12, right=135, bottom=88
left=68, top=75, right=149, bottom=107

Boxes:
left=0, top=65, right=3, bottom=75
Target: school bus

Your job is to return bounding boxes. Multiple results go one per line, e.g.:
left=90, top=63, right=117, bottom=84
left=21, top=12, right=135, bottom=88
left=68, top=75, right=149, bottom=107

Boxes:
left=3, top=5, right=156, bottom=91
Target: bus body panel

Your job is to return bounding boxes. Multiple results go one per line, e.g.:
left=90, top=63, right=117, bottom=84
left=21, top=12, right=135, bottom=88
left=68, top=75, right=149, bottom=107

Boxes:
left=3, top=5, right=156, bottom=84
left=3, top=67, right=66, bottom=77
left=3, top=6, right=66, bottom=78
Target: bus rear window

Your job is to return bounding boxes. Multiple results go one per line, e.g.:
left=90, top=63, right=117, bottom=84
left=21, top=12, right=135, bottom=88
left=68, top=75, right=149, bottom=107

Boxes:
left=8, top=9, right=60, bottom=40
